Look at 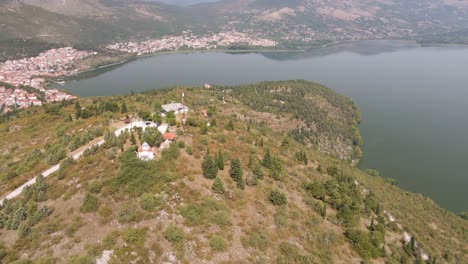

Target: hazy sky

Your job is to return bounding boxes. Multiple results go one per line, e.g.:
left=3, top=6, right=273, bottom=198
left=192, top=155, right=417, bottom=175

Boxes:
left=152, top=0, right=220, bottom=6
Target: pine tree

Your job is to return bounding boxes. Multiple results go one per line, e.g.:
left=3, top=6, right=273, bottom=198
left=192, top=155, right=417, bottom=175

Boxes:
left=121, top=101, right=128, bottom=113
left=202, top=155, right=216, bottom=179
left=262, top=149, right=272, bottom=169
left=375, top=203, right=381, bottom=215
left=212, top=177, right=225, bottom=194
left=217, top=150, right=224, bottom=170
left=229, top=158, right=243, bottom=183
left=320, top=203, right=327, bottom=219
left=270, top=157, right=284, bottom=181
left=253, top=162, right=264, bottom=179
left=237, top=178, right=245, bottom=190
left=211, top=158, right=219, bottom=179
left=130, top=133, right=137, bottom=145
left=281, top=137, right=291, bottom=149
left=74, top=102, right=82, bottom=119
left=295, top=151, right=308, bottom=165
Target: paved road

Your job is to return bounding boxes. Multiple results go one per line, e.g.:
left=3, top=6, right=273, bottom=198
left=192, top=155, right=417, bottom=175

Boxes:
left=0, top=121, right=157, bottom=206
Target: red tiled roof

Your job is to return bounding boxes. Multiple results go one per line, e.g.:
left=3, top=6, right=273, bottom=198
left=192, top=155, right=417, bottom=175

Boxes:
left=163, top=132, right=176, bottom=141
left=138, top=147, right=153, bottom=152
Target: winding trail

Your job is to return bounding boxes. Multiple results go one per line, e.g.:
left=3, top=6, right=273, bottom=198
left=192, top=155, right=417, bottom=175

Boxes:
left=0, top=121, right=156, bottom=206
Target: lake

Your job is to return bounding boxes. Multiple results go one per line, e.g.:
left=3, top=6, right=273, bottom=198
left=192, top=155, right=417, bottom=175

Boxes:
left=59, top=40, right=468, bottom=213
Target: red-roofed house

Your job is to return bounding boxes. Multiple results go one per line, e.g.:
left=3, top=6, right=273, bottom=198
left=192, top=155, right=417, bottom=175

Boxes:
left=163, top=132, right=176, bottom=141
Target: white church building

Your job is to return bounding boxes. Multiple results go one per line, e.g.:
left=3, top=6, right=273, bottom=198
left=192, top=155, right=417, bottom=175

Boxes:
left=137, top=142, right=154, bottom=161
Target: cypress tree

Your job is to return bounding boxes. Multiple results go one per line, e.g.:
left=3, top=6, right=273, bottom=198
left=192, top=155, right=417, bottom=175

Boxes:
left=75, top=106, right=82, bottom=120
left=212, top=177, right=225, bottom=194
left=217, top=150, right=224, bottom=170
left=320, top=203, right=327, bottom=219
left=270, top=157, right=284, bottom=181
left=281, top=137, right=291, bottom=149
left=229, top=158, right=243, bottom=183
left=202, top=155, right=216, bottom=179
left=262, top=149, right=272, bottom=169
left=211, top=158, right=219, bottom=178
left=237, top=177, right=245, bottom=190
left=130, top=133, right=137, bottom=145
left=253, top=162, right=264, bottom=179
left=121, top=101, right=128, bottom=113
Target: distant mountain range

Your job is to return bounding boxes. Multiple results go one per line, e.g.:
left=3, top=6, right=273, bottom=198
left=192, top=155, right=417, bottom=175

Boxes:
left=1, top=0, right=467, bottom=60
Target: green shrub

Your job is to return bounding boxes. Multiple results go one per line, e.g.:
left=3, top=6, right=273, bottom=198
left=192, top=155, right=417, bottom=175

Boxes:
left=277, top=242, right=314, bottom=264
left=115, top=150, right=172, bottom=197
left=66, top=255, right=95, bottom=264
left=210, top=211, right=232, bottom=227
left=80, top=193, right=100, bottom=213
left=180, top=204, right=203, bottom=226
left=186, top=146, right=193, bottom=155
left=102, top=232, right=118, bottom=249
left=268, top=190, right=287, bottom=206
left=201, top=197, right=229, bottom=212
left=163, top=224, right=184, bottom=243
left=327, top=165, right=339, bottom=176
left=178, top=141, right=185, bottom=148
left=161, top=143, right=180, bottom=160
left=139, top=193, right=162, bottom=211
left=122, top=227, right=148, bottom=248
left=118, top=204, right=139, bottom=223
left=215, top=134, right=226, bottom=143
left=209, top=235, right=226, bottom=251
left=98, top=206, right=112, bottom=220
left=344, top=229, right=384, bottom=260
left=33, top=255, right=56, bottom=264
left=304, top=182, right=325, bottom=200
left=274, top=209, right=288, bottom=228
left=241, top=231, right=270, bottom=250
left=211, top=177, right=225, bottom=194
left=45, top=144, right=66, bottom=165
left=87, top=181, right=103, bottom=194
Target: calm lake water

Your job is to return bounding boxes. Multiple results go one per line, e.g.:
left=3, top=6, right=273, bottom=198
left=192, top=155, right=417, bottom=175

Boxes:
left=60, top=41, right=468, bottom=212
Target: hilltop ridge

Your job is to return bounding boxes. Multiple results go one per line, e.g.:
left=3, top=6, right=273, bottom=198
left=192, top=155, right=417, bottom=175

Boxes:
left=0, top=80, right=466, bottom=263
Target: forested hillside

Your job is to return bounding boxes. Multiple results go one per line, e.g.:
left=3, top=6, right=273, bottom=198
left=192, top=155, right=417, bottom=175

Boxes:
left=0, top=81, right=466, bottom=263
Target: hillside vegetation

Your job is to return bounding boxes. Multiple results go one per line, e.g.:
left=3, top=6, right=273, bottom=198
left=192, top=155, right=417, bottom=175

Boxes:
left=0, top=81, right=466, bottom=263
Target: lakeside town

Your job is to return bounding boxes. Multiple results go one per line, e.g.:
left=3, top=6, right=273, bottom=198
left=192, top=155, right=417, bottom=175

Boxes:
left=0, top=47, right=97, bottom=113
left=106, top=30, right=278, bottom=55
left=0, top=31, right=277, bottom=114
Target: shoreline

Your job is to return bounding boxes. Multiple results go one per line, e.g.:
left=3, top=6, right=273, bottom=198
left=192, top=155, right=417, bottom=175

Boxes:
left=47, top=38, right=468, bottom=94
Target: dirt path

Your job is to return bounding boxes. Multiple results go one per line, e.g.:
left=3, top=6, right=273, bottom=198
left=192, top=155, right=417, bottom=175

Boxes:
left=0, top=120, right=155, bottom=206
